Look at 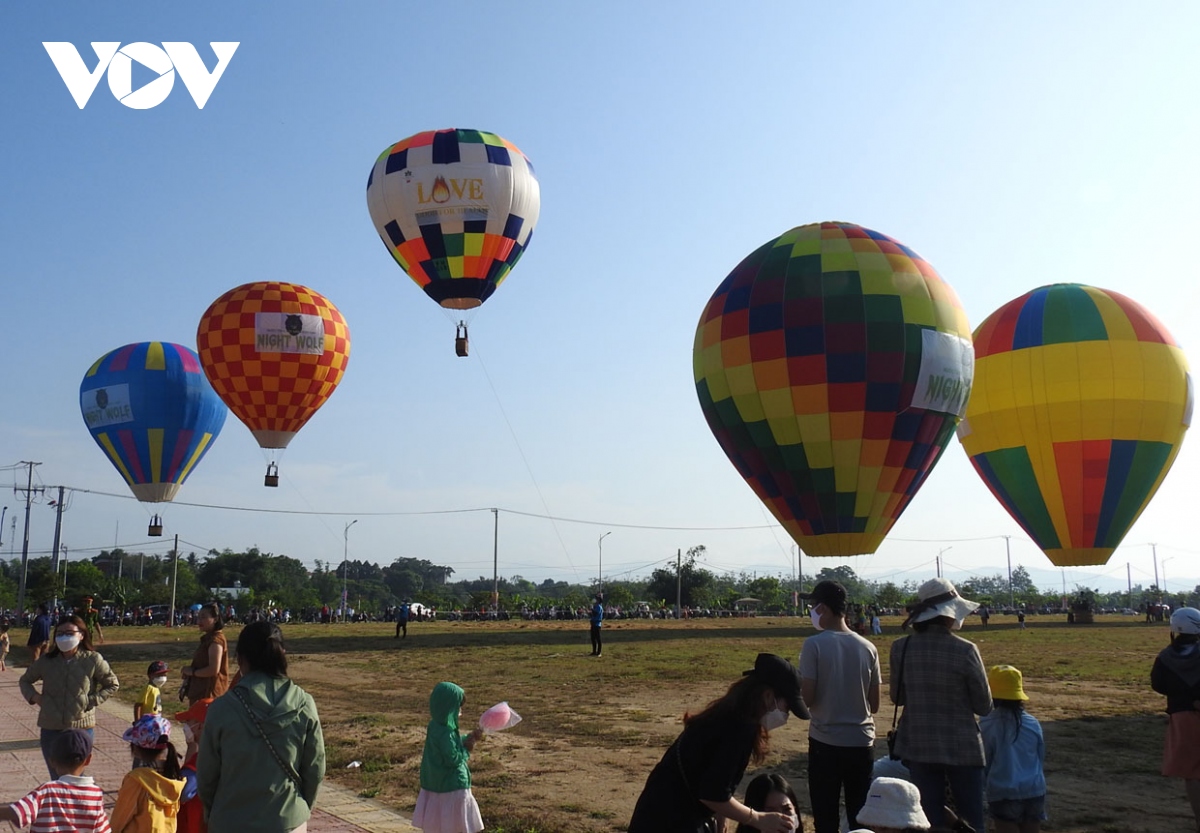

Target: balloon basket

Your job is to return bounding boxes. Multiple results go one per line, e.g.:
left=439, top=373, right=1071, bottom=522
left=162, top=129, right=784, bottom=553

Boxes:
left=265, top=462, right=279, bottom=488
left=148, top=515, right=163, bottom=537
left=455, top=322, right=469, bottom=357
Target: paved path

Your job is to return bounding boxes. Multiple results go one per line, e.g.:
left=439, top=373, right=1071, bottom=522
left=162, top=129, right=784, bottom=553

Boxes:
left=0, top=669, right=417, bottom=832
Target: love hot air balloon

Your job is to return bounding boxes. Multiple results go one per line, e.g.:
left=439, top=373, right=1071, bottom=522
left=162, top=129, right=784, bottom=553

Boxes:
left=694, top=222, right=974, bottom=557
left=196, top=281, right=351, bottom=486
left=80, top=342, right=226, bottom=529
left=365, top=128, right=540, bottom=355
left=958, top=284, right=1192, bottom=566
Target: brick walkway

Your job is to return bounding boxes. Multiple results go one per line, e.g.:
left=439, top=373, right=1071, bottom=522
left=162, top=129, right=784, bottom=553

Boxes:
left=0, top=669, right=417, bottom=832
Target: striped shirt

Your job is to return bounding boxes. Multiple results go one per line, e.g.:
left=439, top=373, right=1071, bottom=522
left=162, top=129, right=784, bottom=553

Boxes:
left=12, top=774, right=111, bottom=832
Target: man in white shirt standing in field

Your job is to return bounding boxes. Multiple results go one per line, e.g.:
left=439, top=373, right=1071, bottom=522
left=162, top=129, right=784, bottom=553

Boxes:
left=799, top=580, right=882, bottom=833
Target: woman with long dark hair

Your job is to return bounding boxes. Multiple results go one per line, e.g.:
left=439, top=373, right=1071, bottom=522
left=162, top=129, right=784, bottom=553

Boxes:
left=181, top=602, right=229, bottom=704
left=628, top=653, right=808, bottom=833
left=18, top=614, right=119, bottom=778
left=199, top=621, right=325, bottom=833
left=735, top=773, right=803, bottom=833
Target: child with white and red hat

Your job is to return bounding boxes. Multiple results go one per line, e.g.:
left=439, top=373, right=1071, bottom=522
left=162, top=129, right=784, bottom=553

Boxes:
left=110, top=715, right=185, bottom=833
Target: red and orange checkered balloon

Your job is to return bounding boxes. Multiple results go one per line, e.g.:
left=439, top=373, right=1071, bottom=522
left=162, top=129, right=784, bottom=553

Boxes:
left=196, top=281, right=351, bottom=449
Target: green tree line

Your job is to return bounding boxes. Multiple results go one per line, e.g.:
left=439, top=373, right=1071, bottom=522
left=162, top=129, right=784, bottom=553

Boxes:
left=0, top=545, right=1195, bottom=617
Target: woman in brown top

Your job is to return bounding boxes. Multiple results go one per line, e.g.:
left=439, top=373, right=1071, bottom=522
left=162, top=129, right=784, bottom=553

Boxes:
left=182, top=603, right=229, bottom=704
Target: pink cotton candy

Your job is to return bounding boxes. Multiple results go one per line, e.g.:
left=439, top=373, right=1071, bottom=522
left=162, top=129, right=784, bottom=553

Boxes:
left=479, top=701, right=522, bottom=732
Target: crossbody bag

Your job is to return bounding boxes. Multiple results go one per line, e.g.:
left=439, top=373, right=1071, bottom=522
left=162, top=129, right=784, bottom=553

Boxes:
left=231, top=686, right=304, bottom=791
left=887, top=635, right=911, bottom=760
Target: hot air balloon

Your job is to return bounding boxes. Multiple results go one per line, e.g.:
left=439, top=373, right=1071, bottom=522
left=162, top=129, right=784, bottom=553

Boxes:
left=958, top=284, right=1191, bottom=566
left=196, top=281, right=351, bottom=486
left=694, top=222, right=974, bottom=557
left=365, top=128, right=540, bottom=356
left=80, top=342, right=227, bottom=534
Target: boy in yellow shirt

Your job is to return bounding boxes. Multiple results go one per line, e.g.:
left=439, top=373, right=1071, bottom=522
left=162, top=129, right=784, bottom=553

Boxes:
left=135, top=661, right=169, bottom=721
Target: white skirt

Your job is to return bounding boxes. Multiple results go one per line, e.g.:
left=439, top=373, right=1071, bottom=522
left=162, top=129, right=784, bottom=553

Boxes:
left=413, top=788, right=484, bottom=833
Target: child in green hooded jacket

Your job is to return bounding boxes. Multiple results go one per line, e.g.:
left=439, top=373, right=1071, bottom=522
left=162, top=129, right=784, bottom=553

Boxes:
left=413, top=681, right=486, bottom=833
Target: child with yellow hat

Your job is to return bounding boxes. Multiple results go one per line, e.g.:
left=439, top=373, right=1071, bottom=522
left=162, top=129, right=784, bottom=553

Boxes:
left=979, top=665, right=1046, bottom=832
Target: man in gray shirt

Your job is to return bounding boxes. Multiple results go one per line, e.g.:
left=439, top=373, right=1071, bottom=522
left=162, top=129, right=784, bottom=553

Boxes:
left=799, top=580, right=881, bottom=833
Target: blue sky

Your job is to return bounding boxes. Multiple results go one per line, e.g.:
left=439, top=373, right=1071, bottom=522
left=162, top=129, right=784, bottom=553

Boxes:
left=2, top=2, right=1198, bottom=598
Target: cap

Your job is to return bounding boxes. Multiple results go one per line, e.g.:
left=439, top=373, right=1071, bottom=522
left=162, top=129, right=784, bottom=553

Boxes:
left=987, top=664, right=1029, bottom=701
left=122, top=715, right=172, bottom=750
left=743, top=653, right=810, bottom=720
left=175, top=697, right=214, bottom=724
left=800, top=580, right=847, bottom=611
left=147, top=660, right=169, bottom=677
left=49, top=728, right=93, bottom=764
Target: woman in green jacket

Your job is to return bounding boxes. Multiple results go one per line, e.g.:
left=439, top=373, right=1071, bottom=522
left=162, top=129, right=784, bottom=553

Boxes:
left=198, top=621, right=326, bottom=832
left=18, top=614, right=119, bottom=778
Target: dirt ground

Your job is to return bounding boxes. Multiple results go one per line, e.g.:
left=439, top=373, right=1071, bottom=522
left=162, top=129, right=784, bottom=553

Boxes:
left=273, top=618, right=1191, bottom=833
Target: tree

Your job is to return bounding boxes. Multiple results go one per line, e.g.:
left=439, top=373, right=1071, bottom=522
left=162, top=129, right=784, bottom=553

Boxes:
left=874, top=581, right=904, bottom=609
left=645, top=548, right=716, bottom=608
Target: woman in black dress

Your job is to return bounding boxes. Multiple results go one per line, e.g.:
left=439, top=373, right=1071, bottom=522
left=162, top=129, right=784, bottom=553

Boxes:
left=628, top=653, right=808, bottom=833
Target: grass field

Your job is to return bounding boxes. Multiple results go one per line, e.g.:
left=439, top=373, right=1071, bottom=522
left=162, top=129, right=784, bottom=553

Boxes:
left=30, top=614, right=1190, bottom=832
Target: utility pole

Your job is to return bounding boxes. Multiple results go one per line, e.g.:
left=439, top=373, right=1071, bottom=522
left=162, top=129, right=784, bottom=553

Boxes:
left=1005, top=536, right=1013, bottom=609
left=937, top=546, right=952, bottom=579
left=169, top=534, right=179, bottom=628
left=675, top=548, right=682, bottom=618
left=60, top=545, right=67, bottom=591
left=49, top=487, right=65, bottom=612
left=491, top=509, right=499, bottom=611
left=15, top=461, right=43, bottom=615
left=0, top=506, right=6, bottom=547
left=1147, top=544, right=1156, bottom=597
left=1127, top=562, right=1133, bottom=611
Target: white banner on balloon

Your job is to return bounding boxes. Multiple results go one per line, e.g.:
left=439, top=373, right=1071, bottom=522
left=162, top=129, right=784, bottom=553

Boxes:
left=913, top=330, right=974, bottom=418
left=254, top=313, right=326, bottom=355
left=80, top=384, right=134, bottom=428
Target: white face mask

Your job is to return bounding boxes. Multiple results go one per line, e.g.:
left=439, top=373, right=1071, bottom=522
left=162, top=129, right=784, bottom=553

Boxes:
left=55, top=634, right=82, bottom=652
left=151, top=676, right=168, bottom=687
left=761, top=707, right=789, bottom=731
left=810, top=607, right=824, bottom=631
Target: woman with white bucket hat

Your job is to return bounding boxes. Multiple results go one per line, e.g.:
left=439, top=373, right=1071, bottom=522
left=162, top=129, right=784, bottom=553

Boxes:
left=888, top=578, right=991, bottom=832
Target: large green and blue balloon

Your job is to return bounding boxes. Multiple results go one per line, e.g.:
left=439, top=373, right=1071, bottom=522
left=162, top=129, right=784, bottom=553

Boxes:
left=80, top=342, right=227, bottom=502
left=694, top=222, right=974, bottom=557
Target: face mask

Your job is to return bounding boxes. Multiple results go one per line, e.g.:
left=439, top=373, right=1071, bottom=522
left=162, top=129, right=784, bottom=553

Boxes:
left=952, top=617, right=964, bottom=631
left=151, top=676, right=168, bottom=687
left=761, top=707, right=789, bottom=731
left=810, top=608, right=824, bottom=631
left=55, top=634, right=81, bottom=652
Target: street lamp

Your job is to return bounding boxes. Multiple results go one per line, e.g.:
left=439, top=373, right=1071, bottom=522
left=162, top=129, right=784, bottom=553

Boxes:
left=598, top=532, right=611, bottom=593
left=342, top=520, right=358, bottom=622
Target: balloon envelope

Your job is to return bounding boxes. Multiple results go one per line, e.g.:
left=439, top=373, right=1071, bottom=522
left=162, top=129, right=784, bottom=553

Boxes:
left=196, top=281, right=351, bottom=449
left=694, top=222, right=974, bottom=557
left=365, top=128, right=540, bottom=310
left=80, top=342, right=227, bottom=502
left=958, top=283, right=1192, bottom=566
